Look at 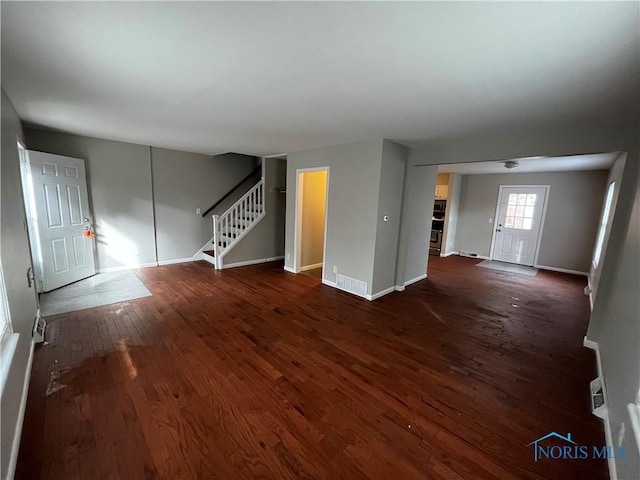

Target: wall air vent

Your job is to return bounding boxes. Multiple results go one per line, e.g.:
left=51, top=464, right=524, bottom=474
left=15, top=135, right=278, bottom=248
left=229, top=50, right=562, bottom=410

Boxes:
left=335, top=274, right=367, bottom=298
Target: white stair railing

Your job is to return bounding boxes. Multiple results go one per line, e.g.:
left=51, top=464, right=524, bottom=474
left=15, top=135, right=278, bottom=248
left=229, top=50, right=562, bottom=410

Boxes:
left=211, top=178, right=265, bottom=269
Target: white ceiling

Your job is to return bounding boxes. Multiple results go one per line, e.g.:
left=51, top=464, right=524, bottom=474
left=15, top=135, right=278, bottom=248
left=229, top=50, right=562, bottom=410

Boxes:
left=2, top=2, right=639, bottom=157
left=437, top=152, right=620, bottom=175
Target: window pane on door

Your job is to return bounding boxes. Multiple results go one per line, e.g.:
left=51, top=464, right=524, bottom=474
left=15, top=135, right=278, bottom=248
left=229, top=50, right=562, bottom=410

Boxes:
left=504, top=193, right=537, bottom=230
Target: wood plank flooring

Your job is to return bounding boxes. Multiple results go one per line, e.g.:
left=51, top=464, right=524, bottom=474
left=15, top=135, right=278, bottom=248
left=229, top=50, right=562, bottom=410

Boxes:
left=16, top=256, right=607, bottom=479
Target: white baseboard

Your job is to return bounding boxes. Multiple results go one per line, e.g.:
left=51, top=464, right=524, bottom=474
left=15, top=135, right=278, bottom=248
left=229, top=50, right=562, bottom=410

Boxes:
left=284, top=265, right=296, bottom=274
left=97, top=262, right=157, bottom=273
left=404, top=273, right=427, bottom=287
left=366, top=286, right=396, bottom=301
left=534, top=264, right=588, bottom=276
left=583, top=337, right=617, bottom=480
left=7, top=338, right=35, bottom=480
left=300, top=263, right=323, bottom=272
left=440, top=251, right=459, bottom=257
left=395, top=285, right=405, bottom=292
left=220, top=256, right=284, bottom=270
left=319, top=278, right=395, bottom=302
left=158, top=257, right=194, bottom=266
left=458, top=252, right=490, bottom=260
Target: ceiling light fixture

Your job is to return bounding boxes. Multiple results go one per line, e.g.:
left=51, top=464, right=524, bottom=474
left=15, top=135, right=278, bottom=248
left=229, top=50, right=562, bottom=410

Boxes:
left=504, top=160, right=520, bottom=169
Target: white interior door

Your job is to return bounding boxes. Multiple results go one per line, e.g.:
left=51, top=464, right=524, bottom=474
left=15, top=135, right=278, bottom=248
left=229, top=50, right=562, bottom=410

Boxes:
left=28, top=150, right=96, bottom=292
left=491, top=186, right=548, bottom=266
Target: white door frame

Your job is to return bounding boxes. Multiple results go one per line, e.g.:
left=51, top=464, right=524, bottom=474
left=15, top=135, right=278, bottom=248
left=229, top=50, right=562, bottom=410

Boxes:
left=17, top=140, right=46, bottom=292
left=489, top=185, right=550, bottom=266
left=293, top=166, right=330, bottom=276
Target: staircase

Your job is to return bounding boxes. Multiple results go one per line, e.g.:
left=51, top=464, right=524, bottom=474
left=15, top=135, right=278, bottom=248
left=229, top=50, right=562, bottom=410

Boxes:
left=202, top=178, right=265, bottom=269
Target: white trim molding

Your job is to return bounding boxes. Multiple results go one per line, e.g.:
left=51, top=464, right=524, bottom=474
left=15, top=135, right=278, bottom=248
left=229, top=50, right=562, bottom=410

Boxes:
left=7, top=338, right=35, bottom=480
left=458, top=252, right=490, bottom=260
left=300, top=263, right=323, bottom=272
left=97, top=262, right=157, bottom=273
left=220, top=256, right=284, bottom=270
left=404, top=273, right=427, bottom=287
left=158, top=257, right=195, bottom=266
left=293, top=166, right=330, bottom=274
left=534, top=264, right=588, bottom=276
left=583, top=337, right=618, bottom=480
left=366, top=286, right=396, bottom=301
left=488, top=184, right=551, bottom=265
left=440, top=251, right=459, bottom=257
left=284, top=265, right=296, bottom=274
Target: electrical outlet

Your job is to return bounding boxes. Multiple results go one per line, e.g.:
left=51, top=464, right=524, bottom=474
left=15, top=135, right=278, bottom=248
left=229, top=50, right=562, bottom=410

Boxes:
left=287, top=253, right=290, bottom=260
left=134, top=248, right=140, bottom=256
left=196, top=207, right=201, bottom=214
left=488, top=218, right=493, bottom=224
left=333, top=266, right=337, bottom=274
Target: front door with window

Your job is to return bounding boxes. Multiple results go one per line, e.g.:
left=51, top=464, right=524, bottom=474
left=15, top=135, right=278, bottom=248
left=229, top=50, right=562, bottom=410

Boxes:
left=491, top=186, right=548, bottom=266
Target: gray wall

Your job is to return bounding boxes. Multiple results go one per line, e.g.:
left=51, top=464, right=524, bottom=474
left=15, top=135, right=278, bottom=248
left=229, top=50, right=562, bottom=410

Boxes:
left=404, top=120, right=639, bottom=478
left=25, top=129, right=156, bottom=270
left=24, top=128, right=255, bottom=269
left=151, top=148, right=255, bottom=263
left=285, top=140, right=383, bottom=294
left=223, top=157, right=287, bottom=265
left=455, top=170, right=608, bottom=272
left=1, top=90, right=39, bottom=480
left=588, top=160, right=640, bottom=479
left=395, top=165, right=437, bottom=286
left=372, top=140, right=407, bottom=294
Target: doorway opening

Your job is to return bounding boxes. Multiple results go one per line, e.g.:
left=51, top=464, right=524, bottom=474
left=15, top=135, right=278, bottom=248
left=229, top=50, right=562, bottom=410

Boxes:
left=489, top=185, right=550, bottom=266
left=294, top=167, right=329, bottom=280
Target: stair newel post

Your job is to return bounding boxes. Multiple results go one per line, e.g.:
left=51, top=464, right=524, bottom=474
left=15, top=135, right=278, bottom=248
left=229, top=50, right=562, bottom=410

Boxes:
left=212, top=215, right=220, bottom=269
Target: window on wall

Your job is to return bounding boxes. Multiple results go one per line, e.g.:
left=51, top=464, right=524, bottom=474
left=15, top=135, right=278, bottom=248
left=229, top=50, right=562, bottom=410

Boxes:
left=592, top=181, right=615, bottom=268
left=0, top=259, right=19, bottom=399
left=505, top=193, right=537, bottom=230
left=0, top=261, right=11, bottom=344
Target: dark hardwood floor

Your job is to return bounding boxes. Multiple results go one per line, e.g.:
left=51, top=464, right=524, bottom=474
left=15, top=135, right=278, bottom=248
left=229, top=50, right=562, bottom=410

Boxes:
left=16, top=256, right=607, bottom=479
